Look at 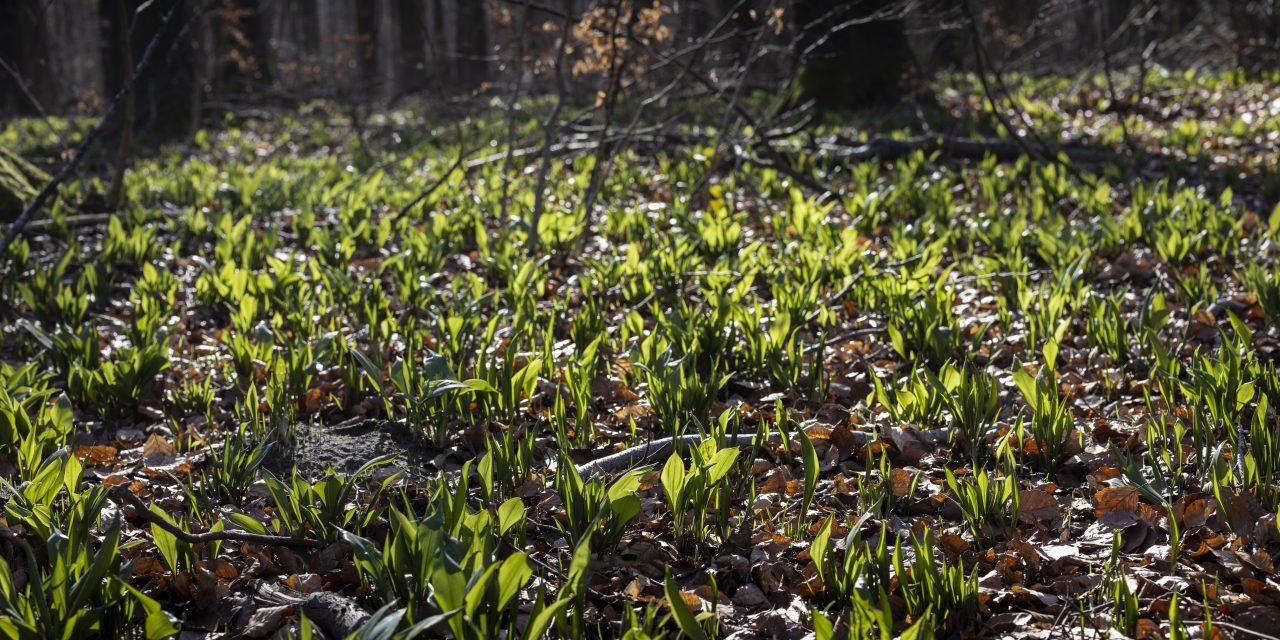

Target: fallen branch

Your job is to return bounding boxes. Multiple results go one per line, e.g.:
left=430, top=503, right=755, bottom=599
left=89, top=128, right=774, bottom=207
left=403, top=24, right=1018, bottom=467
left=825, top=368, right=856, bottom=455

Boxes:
left=109, top=486, right=327, bottom=549
left=818, top=134, right=1114, bottom=164
left=254, top=581, right=372, bottom=638
left=576, top=433, right=779, bottom=480
left=575, top=426, right=951, bottom=480
left=0, top=0, right=188, bottom=259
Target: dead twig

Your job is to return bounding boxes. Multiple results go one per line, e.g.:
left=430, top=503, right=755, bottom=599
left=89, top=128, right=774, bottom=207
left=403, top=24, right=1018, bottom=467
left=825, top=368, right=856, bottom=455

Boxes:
left=0, top=0, right=188, bottom=259
left=498, top=0, right=534, bottom=222
left=526, top=0, right=574, bottom=254
left=396, top=142, right=476, bottom=218
left=109, top=485, right=327, bottom=549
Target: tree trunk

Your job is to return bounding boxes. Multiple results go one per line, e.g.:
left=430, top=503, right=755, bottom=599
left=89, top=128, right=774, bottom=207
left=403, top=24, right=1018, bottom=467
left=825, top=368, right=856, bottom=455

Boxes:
left=0, top=1, right=53, bottom=116
left=456, top=0, right=489, bottom=90
left=100, top=0, right=198, bottom=136
left=354, top=0, right=378, bottom=96
left=792, top=0, right=920, bottom=110
left=397, top=0, right=427, bottom=93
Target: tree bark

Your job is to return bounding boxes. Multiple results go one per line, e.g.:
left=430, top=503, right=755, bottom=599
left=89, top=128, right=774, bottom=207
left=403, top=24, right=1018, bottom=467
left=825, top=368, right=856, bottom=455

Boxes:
left=791, top=0, right=920, bottom=110
left=397, top=0, right=427, bottom=93
left=0, top=1, right=53, bottom=116
left=354, top=0, right=378, bottom=96
left=101, top=0, right=198, bottom=136
left=456, top=0, right=489, bottom=90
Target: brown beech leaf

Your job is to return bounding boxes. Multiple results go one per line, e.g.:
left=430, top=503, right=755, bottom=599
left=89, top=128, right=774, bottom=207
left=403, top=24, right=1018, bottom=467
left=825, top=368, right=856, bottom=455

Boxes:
left=75, top=445, right=118, bottom=467
left=1173, top=493, right=1213, bottom=528
left=1135, top=618, right=1162, bottom=639
left=1094, top=486, right=1139, bottom=517
left=760, top=467, right=798, bottom=497
left=242, top=605, right=292, bottom=638
left=303, top=387, right=325, bottom=413
left=285, top=573, right=323, bottom=594
left=1019, top=489, right=1061, bottom=523
left=141, top=433, right=177, bottom=460
left=889, top=467, right=916, bottom=498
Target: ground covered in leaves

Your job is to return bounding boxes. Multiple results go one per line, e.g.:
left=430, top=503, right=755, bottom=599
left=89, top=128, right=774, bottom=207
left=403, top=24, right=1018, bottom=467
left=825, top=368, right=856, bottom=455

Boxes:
left=3, top=70, right=1280, bottom=639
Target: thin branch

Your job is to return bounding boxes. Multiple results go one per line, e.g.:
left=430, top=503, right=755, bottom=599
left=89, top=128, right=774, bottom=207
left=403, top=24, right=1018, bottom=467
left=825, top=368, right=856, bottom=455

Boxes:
left=577, top=0, right=633, bottom=239
left=396, top=141, right=475, bottom=218
left=526, top=0, right=573, bottom=255
left=498, top=0, right=534, bottom=221
left=0, top=0, right=188, bottom=259
left=109, top=485, right=327, bottom=549
left=0, top=57, right=69, bottom=148
left=961, top=0, right=1095, bottom=188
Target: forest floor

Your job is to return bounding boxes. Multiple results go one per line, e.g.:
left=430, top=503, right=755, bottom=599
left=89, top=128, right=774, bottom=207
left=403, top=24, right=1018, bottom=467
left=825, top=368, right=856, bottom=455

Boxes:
left=2, top=70, right=1280, bottom=639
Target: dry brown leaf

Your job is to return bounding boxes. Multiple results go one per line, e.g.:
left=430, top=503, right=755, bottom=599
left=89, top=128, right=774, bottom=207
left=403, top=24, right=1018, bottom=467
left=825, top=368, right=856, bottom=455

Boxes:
left=1019, top=489, right=1061, bottom=523
left=1094, top=486, right=1139, bottom=516
left=141, top=433, right=177, bottom=460
left=1135, top=618, right=1162, bottom=639
left=1173, top=493, right=1214, bottom=528
left=74, top=445, right=118, bottom=467
left=672, top=589, right=702, bottom=613
left=242, top=605, right=291, bottom=638
left=890, top=467, right=916, bottom=498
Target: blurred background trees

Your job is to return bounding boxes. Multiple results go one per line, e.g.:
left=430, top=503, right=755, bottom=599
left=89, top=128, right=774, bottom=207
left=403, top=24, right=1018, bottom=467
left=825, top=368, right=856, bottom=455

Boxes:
left=0, top=0, right=1276, bottom=133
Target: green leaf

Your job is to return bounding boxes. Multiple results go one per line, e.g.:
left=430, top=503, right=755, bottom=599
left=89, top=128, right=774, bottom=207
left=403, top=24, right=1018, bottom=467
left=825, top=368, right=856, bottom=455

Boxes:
left=1010, top=360, right=1037, bottom=410
left=567, top=533, right=592, bottom=593
left=664, top=566, right=708, bottom=640
left=812, top=610, right=835, bottom=640
left=523, top=592, right=572, bottom=640
left=606, top=468, right=646, bottom=502
left=498, top=498, right=525, bottom=535
left=799, top=428, right=819, bottom=514
left=125, top=585, right=180, bottom=640
left=463, top=562, right=498, bottom=618
left=496, top=553, right=532, bottom=611
left=705, top=448, right=739, bottom=486
left=661, top=452, right=685, bottom=514
left=150, top=507, right=181, bottom=573
left=350, top=349, right=383, bottom=390
left=461, top=378, right=497, bottom=393
left=431, top=567, right=467, bottom=615
left=810, top=517, right=832, bottom=585
left=226, top=512, right=268, bottom=535
left=1043, top=335, right=1060, bottom=374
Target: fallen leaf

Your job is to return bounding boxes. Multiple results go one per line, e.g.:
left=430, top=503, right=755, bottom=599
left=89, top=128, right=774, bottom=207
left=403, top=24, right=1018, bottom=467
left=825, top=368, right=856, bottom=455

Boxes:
left=1019, top=489, right=1061, bottom=523
left=242, top=605, right=291, bottom=638
left=1094, top=486, right=1139, bottom=517
left=142, top=433, right=177, bottom=460
left=74, top=445, right=118, bottom=467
